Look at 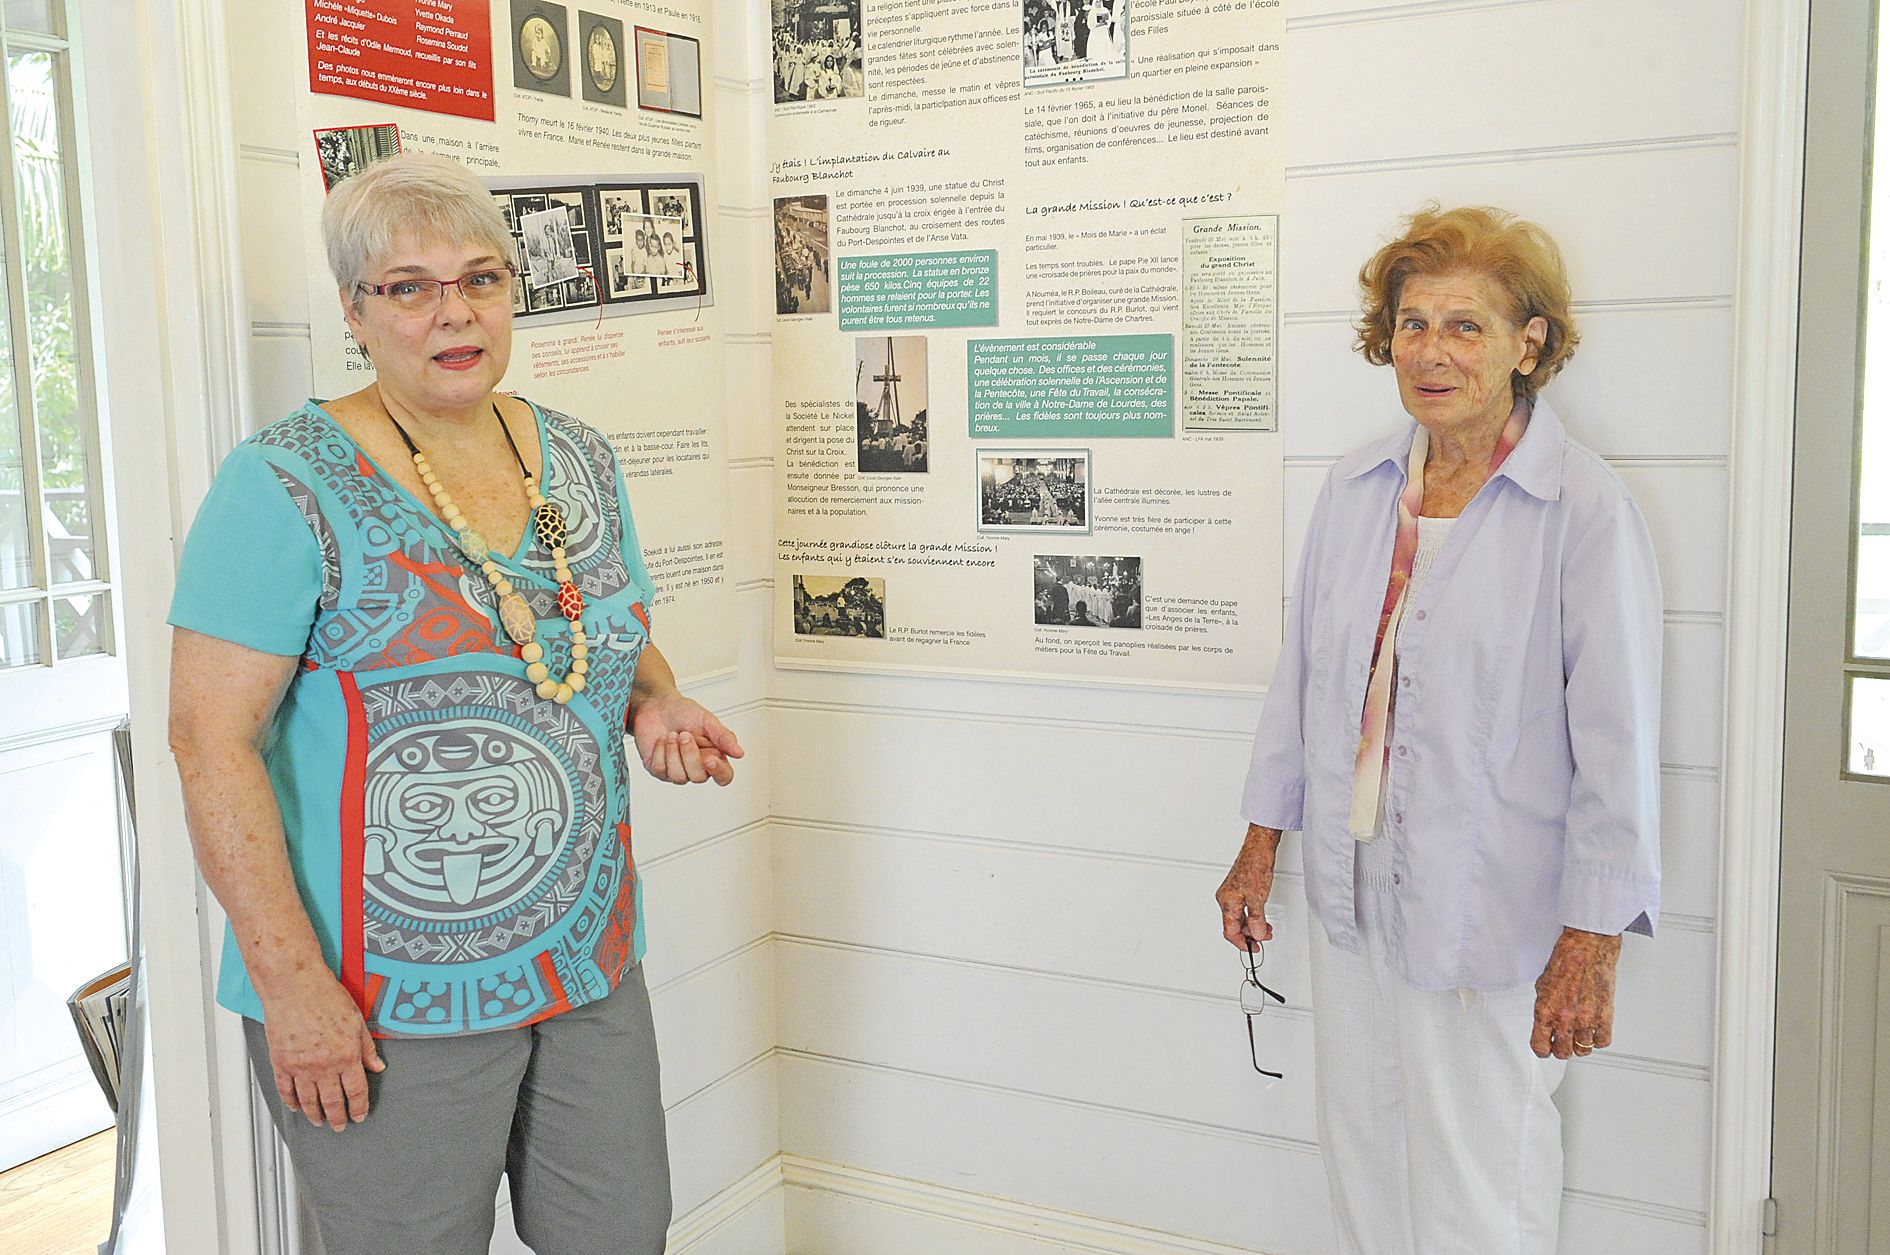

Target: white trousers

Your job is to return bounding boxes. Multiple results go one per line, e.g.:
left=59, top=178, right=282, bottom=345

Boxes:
left=1308, top=899, right=1567, bottom=1255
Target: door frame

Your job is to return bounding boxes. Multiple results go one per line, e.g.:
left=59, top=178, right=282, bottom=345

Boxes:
left=90, top=0, right=265, bottom=1251
left=1717, top=0, right=1813, bottom=1251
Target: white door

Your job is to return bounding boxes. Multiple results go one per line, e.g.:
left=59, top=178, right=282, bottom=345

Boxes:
left=0, top=1, right=130, bottom=1173
left=1773, top=0, right=1890, bottom=1248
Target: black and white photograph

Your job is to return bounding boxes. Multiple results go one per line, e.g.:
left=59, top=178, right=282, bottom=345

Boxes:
left=624, top=215, right=687, bottom=278
left=563, top=272, right=598, bottom=307
left=550, top=190, right=587, bottom=231
left=527, top=278, right=565, bottom=312
left=792, top=573, right=886, bottom=638
left=659, top=242, right=700, bottom=294
left=511, top=237, right=529, bottom=312
left=1033, top=555, right=1142, bottom=629
left=1022, top=0, right=1127, bottom=87
left=978, top=451, right=1091, bottom=533
left=649, top=189, right=694, bottom=235
left=513, top=0, right=572, bottom=97
left=774, top=195, right=830, bottom=315
left=601, top=189, right=638, bottom=239
left=520, top=204, right=579, bottom=289
left=580, top=11, right=627, bottom=106
left=772, top=0, right=864, bottom=103
left=606, top=247, right=647, bottom=297
left=312, top=123, right=401, bottom=192
left=855, top=336, right=928, bottom=473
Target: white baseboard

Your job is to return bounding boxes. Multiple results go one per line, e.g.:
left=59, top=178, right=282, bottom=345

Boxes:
left=0, top=1066, right=114, bottom=1172
left=781, top=1156, right=1278, bottom=1255
left=672, top=1157, right=787, bottom=1252
left=488, top=1157, right=785, bottom=1255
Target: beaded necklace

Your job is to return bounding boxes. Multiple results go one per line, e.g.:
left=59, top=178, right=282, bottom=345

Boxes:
left=381, top=394, right=591, bottom=705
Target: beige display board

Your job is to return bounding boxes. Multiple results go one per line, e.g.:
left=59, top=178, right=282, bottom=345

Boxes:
left=294, top=0, right=737, bottom=684
left=768, top=0, right=1285, bottom=690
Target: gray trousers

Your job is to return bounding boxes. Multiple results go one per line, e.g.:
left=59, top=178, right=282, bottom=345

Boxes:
left=245, top=966, right=671, bottom=1255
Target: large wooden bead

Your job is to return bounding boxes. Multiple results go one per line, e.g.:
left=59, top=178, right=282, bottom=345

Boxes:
left=499, top=592, right=537, bottom=644
left=567, top=673, right=586, bottom=693
left=533, top=503, right=568, bottom=551
left=556, top=581, right=585, bottom=621
left=461, top=528, right=490, bottom=563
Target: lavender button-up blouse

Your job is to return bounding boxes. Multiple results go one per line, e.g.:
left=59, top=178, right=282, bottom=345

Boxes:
left=1242, top=398, right=1662, bottom=991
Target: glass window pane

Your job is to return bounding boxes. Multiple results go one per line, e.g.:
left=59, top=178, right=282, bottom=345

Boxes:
left=9, top=51, right=93, bottom=587
left=4, top=2, right=64, bottom=38
left=1862, top=14, right=1890, bottom=660
left=1850, top=676, right=1890, bottom=777
left=52, top=587, right=105, bottom=658
left=0, top=352, right=24, bottom=589
left=0, top=154, right=20, bottom=592
left=0, top=595, right=40, bottom=667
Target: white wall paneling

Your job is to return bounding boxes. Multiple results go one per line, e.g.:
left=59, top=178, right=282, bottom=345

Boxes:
left=1283, top=143, right=1738, bottom=310
left=1286, top=0, right=1740, bottom=167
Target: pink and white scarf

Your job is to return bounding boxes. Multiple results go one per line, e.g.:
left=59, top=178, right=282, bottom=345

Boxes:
left=1348, top=398, right=1531, bottom=839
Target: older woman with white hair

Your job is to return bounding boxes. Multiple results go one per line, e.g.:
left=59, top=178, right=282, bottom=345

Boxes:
left=166, top=151, right=740, bottom=1254
left=1217, top=205, right=1663, bottom=1252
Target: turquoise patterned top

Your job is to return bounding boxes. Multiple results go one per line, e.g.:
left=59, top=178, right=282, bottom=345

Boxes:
left=169, top=400, right=657, bottom=1037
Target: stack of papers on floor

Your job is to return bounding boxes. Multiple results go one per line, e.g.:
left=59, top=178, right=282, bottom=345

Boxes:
left=67, top=963, right=132, bottom=1112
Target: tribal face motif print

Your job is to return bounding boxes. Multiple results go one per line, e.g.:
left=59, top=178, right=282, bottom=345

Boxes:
left=363, top=723, right=573, bottom=915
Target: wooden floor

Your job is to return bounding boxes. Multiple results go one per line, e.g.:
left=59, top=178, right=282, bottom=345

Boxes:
left=0, top=1131, right=115, bottom=1255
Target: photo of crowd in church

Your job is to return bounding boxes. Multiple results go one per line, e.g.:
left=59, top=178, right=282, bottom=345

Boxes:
left=1032, top=555, right=1142, bottom=629
left=1022, top=0, right=1128, bottom=86
left=793, top=573, right=887, bottom=638
left=979, top=452, right=1089, bottom=533
left=772, top=0, right=865, bottom=103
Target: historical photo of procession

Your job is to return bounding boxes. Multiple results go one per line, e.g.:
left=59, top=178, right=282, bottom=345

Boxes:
left=1033, top=555, right=1142, bottom=629
left=772, top=0, right=865, bottom=103
left=775, top=195, right=831, bottom=314
left=793, top=573, right=886, bottom=638
left=855, top=336, right=928, bottom=473
left=1023, top=0, right=1128, bottom=87
left=978, top=451, right=1090, bottom=533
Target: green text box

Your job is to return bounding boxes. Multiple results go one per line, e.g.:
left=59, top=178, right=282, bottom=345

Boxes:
left=967, top=335, right=1175, bottom=438
left=837, top=250, right=999, bottom=330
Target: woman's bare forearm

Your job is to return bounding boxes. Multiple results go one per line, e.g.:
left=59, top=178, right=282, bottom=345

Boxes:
left=174, top=736, right=331, bottom=1000
left=630, top=641, right=681, bottom=709
left=169, top=629, right=332, bottom=1004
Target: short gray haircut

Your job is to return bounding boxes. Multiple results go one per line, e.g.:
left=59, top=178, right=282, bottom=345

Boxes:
left=321, top=151, right=512, bottom=304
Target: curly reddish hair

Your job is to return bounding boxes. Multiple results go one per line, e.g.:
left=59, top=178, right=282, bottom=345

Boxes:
left=1355, top=204, right=1579, bottom=398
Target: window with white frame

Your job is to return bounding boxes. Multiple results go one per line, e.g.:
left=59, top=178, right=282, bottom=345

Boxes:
left=0, top=0, right=107, bottom=670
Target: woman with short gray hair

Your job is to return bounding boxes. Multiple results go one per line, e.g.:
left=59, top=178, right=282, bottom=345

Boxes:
left=166, top=151, right=739, bottom=1253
